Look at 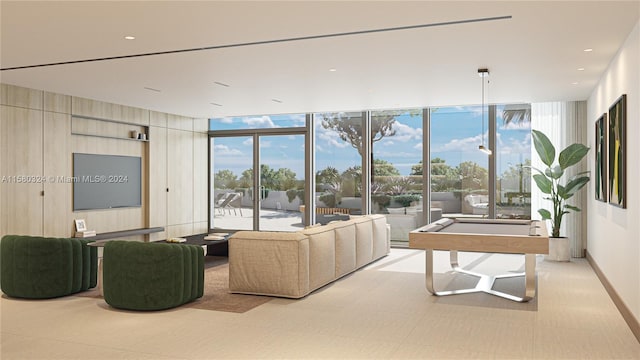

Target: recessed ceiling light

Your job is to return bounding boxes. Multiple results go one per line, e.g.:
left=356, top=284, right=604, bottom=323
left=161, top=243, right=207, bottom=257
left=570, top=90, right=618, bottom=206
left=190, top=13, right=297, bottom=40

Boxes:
left=577, top=68, right=585, bottom=71
left=124, top=36, right=136, bottom=40
left=572, top=82, right=579, bottom=85
left=214, top=81, right=230, bottom=87
left=143, top=87, right=161, bottom=92
left=329, top=68, right=337, bottom=72
left=583, top=48, right=593, bottom=52
left=272, top=99, right=283, bottom=103
left=210, top=102, right=222, bottom=107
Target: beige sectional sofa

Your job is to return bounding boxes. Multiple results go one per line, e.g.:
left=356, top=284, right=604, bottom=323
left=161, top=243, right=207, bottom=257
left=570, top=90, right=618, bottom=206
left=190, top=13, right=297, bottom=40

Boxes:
left=229, top=214, right=390, bottom=298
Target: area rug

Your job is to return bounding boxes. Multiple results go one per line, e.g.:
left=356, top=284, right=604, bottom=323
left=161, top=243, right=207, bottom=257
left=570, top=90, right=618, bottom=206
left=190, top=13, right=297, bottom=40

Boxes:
left=183, top=259, right=273, bottom=313
left=76, top=257, right=272, bottom=313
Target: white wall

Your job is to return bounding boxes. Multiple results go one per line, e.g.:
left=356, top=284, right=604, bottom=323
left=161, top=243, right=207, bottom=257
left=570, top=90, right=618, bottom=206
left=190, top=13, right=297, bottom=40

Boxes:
left=587, top=21, right=639, bottom=322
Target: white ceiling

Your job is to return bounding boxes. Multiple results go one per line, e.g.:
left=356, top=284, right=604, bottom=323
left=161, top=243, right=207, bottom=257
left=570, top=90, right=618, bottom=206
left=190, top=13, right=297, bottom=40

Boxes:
left=1, top=1, right=638, bottom=118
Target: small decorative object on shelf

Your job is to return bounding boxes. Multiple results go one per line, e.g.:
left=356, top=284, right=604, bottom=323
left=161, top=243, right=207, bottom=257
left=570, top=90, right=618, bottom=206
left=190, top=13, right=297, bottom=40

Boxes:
left=75, top=219, right=87, bottom=232
left=74, top=219, right=96, bottom=237
left=130, top=130, right=139, bottom=139
left=167, top=237, right=186, bottom=243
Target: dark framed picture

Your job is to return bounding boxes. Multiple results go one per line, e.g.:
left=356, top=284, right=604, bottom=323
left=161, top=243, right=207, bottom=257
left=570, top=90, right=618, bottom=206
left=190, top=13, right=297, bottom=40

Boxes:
left=595, top=113, right=607, bottom=202
left=608, top=94, right=626, bottom=208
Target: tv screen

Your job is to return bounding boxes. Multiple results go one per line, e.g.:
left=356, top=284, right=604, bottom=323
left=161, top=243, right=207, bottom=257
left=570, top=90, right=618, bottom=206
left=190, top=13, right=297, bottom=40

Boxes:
left=73, top=153, right=142, bottom=211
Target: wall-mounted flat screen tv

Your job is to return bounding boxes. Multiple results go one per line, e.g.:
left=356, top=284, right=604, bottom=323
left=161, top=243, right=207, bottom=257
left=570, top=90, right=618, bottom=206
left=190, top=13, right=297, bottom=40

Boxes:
left=73, top=153, right=142, bottom=211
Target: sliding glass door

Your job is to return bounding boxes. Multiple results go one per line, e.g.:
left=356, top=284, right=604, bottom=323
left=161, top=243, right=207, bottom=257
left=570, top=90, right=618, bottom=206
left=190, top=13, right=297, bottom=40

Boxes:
left=210, top=136, right=253, bottom=231
left=209, top=122, right=306, bottom=232
left=258, top=134, right=305, bottom=231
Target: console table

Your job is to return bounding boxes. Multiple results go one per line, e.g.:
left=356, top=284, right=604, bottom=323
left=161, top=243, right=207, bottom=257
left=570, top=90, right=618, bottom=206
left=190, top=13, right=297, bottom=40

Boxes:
left=89, top=227, right=164, bottom=241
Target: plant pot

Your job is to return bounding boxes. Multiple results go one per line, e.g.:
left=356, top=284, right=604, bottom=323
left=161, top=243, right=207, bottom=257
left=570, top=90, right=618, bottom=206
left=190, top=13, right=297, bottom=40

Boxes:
left=547, top=236, right=570, bottom=262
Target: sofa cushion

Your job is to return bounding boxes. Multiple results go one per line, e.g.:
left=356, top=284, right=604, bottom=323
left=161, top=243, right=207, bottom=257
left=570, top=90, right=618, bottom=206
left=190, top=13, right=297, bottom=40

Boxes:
left=369, top=214, right=390, bottom=260
left=298, top=225, right=336, bottom=290
left=229, top=231, right=310, bottom=298
left=330, top=220, right=357, bottom=277
left=352, top=216, right=374, bottom=268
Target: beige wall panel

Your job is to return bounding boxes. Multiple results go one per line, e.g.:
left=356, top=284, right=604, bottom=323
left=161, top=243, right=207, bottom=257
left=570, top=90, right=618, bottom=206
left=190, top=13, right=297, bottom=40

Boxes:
left=0, top=105, right=43, bottom=236
left=0, top=84, right=43, bottom=110
left=71, top=116, right=146, bottom=140
left=148, top=230, right=167, bottom=242
left=167, top=129, right=193, bottom=226
left=149, top=111, right=168, bottom=128
left=72, top=97, right=149, bottom=125
left=75, top=208, right=145, bottom=235
left=43, top=112, right=72, bottom=237
left=0, top=105, right=2, bottom=236
left=72, top=135, right=144, bottom=157
left=193, top=132, right=208, bottom=223
left=44, top=92, right=71, bottom=114
left=193, top=221, right=208, bottom=235
left=167, top=223, right=194, bottom=239
left=148, top=126, right=167, bottom=228
left=194, top=118, right=208, bottom=133
left=167, top=114, right=193, bottom=131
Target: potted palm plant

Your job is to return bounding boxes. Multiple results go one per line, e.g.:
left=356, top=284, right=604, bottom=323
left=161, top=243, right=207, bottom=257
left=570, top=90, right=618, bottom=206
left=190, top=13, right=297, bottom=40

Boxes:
left=531, top=130, right=590, bottom=261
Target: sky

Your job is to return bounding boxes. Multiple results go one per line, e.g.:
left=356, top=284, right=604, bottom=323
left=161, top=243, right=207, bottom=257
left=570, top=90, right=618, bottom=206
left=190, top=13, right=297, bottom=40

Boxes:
left=209, top=106, right=531, bottom=181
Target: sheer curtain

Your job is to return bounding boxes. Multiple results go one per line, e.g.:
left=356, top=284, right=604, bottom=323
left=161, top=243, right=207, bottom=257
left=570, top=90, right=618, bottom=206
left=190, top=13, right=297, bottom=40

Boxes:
left=531, top=101, right=588, bottom=258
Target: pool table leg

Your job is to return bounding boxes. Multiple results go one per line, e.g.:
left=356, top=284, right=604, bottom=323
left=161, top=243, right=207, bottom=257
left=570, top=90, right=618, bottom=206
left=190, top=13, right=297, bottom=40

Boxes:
left=424, top=250, right=537, bottom=302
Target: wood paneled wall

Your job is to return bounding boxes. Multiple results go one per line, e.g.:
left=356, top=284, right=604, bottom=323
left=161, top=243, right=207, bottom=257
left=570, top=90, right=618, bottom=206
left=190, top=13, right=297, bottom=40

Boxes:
left=0, top=83, right=208, bottom=240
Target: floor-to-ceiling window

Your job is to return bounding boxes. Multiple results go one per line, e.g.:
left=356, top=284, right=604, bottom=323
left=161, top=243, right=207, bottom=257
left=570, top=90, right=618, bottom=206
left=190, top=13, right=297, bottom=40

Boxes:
left=370, top=109, right=424, bottom=242
left=428, top=104, right=531, bottom=223
left=430, top=106, right=490, bottom=219
left=209, top=104, right=531, bottom=237
left=313, top=111, right=364, bottom=222
left=496, top=104, right=532, bottom=219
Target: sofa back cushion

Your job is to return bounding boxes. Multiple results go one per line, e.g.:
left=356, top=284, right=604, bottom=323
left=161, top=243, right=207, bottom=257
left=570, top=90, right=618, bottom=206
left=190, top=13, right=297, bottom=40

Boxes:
left=351, top=216, right=373, bottom=268
left=330, top=220, right=357, bottom=277
left=369, top=214, right=390, bottom=259
left=298, top=225, right=336, bottom=290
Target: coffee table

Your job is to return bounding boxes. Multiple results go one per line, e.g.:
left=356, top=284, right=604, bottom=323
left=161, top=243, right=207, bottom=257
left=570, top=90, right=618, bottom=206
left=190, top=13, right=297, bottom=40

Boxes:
left=164, top=233, right=230, bottom=256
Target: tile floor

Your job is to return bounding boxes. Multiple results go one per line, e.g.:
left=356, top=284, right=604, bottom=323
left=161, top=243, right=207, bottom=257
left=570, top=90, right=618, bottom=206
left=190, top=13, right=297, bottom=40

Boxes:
left=2, top=249, right=639, bottom=359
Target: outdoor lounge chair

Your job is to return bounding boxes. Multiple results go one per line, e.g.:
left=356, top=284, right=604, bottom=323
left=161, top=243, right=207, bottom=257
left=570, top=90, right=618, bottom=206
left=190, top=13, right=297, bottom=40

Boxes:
left=215, top=193, right=234, bottom=215
left=217, top=193, right=243, bottom=216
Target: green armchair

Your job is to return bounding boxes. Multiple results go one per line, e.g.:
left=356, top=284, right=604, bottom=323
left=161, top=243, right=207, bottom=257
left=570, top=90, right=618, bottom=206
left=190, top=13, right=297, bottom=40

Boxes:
left=102, top=241, right=204, bottom=311
left=1, top=235, right=97, bottom=299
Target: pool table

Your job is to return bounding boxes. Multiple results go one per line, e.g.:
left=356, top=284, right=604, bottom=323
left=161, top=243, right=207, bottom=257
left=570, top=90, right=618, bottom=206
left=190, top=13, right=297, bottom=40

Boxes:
left=409, top=218, right=549, bottom=302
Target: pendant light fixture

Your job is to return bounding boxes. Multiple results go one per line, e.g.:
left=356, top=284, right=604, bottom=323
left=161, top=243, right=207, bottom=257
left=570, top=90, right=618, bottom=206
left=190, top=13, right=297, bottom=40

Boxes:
left=478, top=68, right=492, bottom=155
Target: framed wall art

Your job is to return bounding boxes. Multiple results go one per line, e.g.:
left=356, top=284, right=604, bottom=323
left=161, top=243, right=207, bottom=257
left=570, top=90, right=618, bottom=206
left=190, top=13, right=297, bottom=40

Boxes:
left=608, top=94, right=626, bottom=208
left=595, top=113, right=607, bottom=202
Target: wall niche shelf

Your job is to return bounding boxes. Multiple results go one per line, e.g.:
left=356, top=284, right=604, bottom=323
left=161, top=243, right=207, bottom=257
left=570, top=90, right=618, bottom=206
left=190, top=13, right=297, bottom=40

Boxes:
left=71, top=114, right=150, bottom=142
